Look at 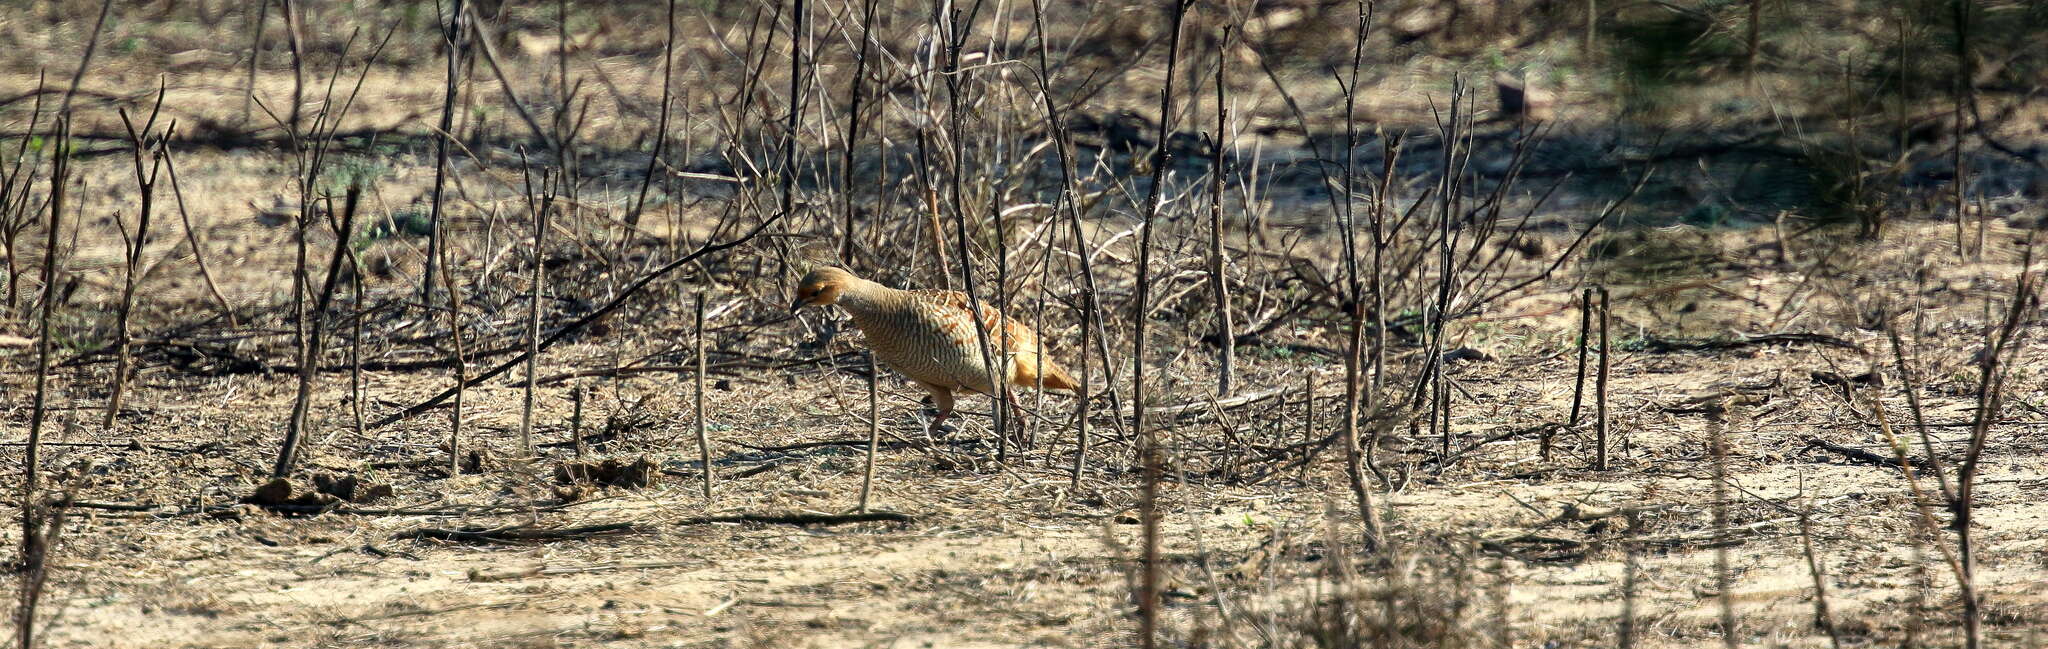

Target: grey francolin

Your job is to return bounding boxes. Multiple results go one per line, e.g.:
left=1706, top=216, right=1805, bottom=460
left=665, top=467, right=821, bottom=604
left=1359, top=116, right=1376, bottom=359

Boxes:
left=791, top=267, right=1079, bottom=434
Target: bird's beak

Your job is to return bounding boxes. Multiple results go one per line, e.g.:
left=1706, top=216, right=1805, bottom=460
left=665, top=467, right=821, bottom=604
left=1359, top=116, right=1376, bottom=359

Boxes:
left=789, top=297, right=807, bottom=313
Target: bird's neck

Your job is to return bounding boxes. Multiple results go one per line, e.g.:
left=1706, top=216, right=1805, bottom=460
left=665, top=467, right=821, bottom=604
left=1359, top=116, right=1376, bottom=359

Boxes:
left=833, top=278, right=899, bottom=317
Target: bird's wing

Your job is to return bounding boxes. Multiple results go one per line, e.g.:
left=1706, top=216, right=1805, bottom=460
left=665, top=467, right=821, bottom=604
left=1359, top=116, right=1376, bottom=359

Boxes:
left=907, top=289, right=1041, bottom=352
left=907, top=290, right=1076, bottom=392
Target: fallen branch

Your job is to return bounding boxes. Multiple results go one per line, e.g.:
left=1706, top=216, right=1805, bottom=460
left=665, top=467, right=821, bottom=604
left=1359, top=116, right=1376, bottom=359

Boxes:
left=1637, top=332, right=1862, bottom=353
left=396, top=510, right=915, bottom=544
left=1631, top=516, right=1792, bottom=549
left=400, top=522, right=650, bottom=543
left=371, top=211, right=787, bottom=428
left=1141, top=387, right=1289, bottom=419
left=676, top=511, right=914, bottom=526
left=61, top=500, right=574, bottom=518
left=1804, top=437, right=1912, bottom=470
left=469, top=559, right=699, bottom=582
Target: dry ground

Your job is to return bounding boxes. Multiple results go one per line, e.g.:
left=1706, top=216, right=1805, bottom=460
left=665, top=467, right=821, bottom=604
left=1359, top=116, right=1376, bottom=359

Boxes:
left=5, top=203, right=2048, bottom=647
left=4, top=3, right=2048, bottom=648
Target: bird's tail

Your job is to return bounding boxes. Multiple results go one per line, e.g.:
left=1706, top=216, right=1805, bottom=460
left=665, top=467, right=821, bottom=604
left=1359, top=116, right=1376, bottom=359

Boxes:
left=1016, top=354, right=1081, bottom=394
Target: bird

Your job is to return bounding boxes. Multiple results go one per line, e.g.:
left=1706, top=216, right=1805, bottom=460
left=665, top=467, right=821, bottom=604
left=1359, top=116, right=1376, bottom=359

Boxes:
left=790, top=266, right=1079, bottom=436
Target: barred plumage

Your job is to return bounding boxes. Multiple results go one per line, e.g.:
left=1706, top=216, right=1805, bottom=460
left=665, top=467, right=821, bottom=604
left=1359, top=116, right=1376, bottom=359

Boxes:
left=791, top=267, right=1077, bottom=434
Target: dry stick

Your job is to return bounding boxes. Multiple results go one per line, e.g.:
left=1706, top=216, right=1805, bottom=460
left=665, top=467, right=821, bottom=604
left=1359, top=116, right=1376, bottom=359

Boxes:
left=1885, top=320, right=1955, bottom=500
left=839, top=0, right=882, bottom=264
left=518, top=164, right=550, bottom=457
left=278, top=0, right=306, bottom=134
left=422, top=0, right=468, bottom=310
left=1950, top=0, right=1970, bottom=260
left=936, top=5, right=1009, bottom=461
left=242, top=0, right=269, bottom=124
left=859, top=350, right=880, bottom=511
left=1207, top=25, right=1235, bottom=398
left=1595, top=285, right=1612, bottom=471
left=348, top=224, right=365, bottom=440
left=278, top=175, right=314, bottom=475
left=18, top=117, right=67, bottom=566
left=553, top=0, right=576, bottom=212
left=370, top=213, right=787, bottom=428
left=625, top=0, right=678, bottom=229
left=571, top=385, right=586, bottom=459
left=1024, top=0, right=1117, bottom=477
left=1866, top=366, right=1968, bottom=592
left=1339, top=0, right=1384, bottom=548
left=695, top=295, right=714, bottom=499
left=1954, top=243, right=2033, bottom=649
left=161, top=145, right=236, bottom=325
left=106, top=104, right=168, bottom=432
left=1069, top=257, right=1092, bottom=488
left=1709, top=405, right=1738, bottom=649
left=273, top=186, right=361, bottom=477
left=780, top=0, right=803, bottom=219
left=14, top=489, right=68, bottom=649
left=459, top=5, right=554, bottom=149
left=54, top=0, right=113, bottom=117
left=1745, top=0, right=1762, bottom=82
left=440, top=227, right=469, bottom=479
left=1425, top=76, right=1462, bottom=476
left=0, top=73, right=46, bottom=317
left=1554, top=287, right=1595, bottom=461
left=1134, top=5, right=1192, bottom=646
left=1300, top=372, right=1315, bottom=484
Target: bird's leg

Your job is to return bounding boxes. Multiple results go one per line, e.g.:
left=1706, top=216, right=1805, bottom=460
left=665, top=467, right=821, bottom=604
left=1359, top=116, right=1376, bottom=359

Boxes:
left=1004, top=386, right=1032, bottom=451
left=922, top=385, right=958, bottom=440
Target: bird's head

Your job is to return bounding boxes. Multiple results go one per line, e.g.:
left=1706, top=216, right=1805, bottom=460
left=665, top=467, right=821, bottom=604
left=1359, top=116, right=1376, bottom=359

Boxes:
left=790, top=266, right=859, bottom=312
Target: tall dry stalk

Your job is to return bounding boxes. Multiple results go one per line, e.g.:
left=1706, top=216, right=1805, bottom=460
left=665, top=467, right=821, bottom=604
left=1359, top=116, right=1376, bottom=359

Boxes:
left=1949, top=0, right=1972, bottom=261
left=839, top=0, right=882, bottom=264
left=242, top=0, right=269, bottom=123
left=1559, top=286, right=1595, bottom=456
left=860, top=350, right=880, bottom=511
left=1207, top=25, right=1235, bottom=398
left=626, top=0, right=678, bottom=229
left=1025, top=0, right=1111, bottom=485
left=18, top=116, right=68, bottom=567
left=266, top=24, right=384, bottom=477
left=161, top=143, right=236, bottom=325
left=1952, top=241, right=2033, bottom=649
left=1338, top=0, right=1383, bottom=550
left=1595, top=285, right=1612, bottom=471
left=0, top=74, right=45, bottom=317
left=422, top=0, right=468, bottom=308
left=439, top=226, right=469, bottom=479
left=519, top=160, right=553, bottom=456
left=15, top=120, right=71, bottom=649
left=695, top=294, right=715, bottom=499
left=1134, top=4, right=1192, bottom=646
left=571, top=385, right=586, bottom=458
left=278, top=0, right=306, bottom=134
left=105, top=96, right=170, bottom=432
left=274, top=185, right=360, bottom=477
left=55, top=0, right=114, bottom=117
left=936, top=3, right=1010, bottom=456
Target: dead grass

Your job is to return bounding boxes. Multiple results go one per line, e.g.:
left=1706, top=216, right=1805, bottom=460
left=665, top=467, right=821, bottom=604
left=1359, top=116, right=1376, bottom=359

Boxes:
left=3, top=3, right=2048, bottom=648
